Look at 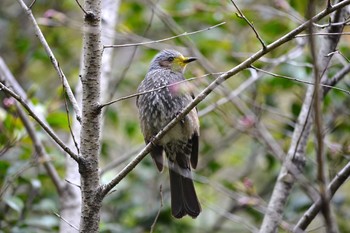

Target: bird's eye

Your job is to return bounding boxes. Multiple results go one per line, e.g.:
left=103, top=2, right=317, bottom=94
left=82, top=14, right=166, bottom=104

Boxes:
left=167, top=57, right=174, bottom=62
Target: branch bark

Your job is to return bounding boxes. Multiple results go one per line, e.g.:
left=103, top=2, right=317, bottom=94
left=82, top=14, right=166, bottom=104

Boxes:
left=307, top=1, right=337, bottom=232
left=77, top=0, right=104, bottom=231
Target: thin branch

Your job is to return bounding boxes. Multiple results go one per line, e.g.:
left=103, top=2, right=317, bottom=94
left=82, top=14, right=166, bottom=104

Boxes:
left=325, top=50, right=350, bottom=62
left=65, top=179, right=81, bottom=189
left=307, top=0, right=335, bottom=231
left=296, top=31, right=350, bottom=37
left=327, top=0, right=332, bottom=9
left=100, top=146, right=143, bottom=176
left=103, top=22, right=226, bottom=48
left=0, top=82, right=80, bottom=162
left=150, top=185, right=163, bottom=233
left=250, top=65, right=350, bottom=95
left=230, top=0, right=267, bottom=50
left=323, top=63, right=350, bottom=94
left=314, top=19, right=350, bottom=28
left=54, top=212, right=79, bottom=231
left=99, top=0, right=350, bottom=198
left=16, top=0, right=81, bottom=122
left=295, top=161, right=350, bottom=231
left=28, top=0, right=37, bottom=9
left=63, top=93, right=80, bottom=155
left=74, top=0, right=88, bottom=15
left=205, top=202, right=259, bottom=233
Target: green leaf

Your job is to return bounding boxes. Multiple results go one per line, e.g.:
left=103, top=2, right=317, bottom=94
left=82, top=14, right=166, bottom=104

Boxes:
left=46, top=112, right=68, bottom=130
left=4, top=196, right=24, bottom=213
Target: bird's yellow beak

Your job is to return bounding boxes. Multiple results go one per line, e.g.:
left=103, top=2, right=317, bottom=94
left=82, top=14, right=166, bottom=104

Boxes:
left=175, top=56, right=197, bottom=67
left=183, top=57, right=197, bottom=63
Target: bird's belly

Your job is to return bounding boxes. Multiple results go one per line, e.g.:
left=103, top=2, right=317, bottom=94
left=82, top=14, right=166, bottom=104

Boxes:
left=142, top=89, right=193, bottom=144
left=159, top=123, right=186, bottom=144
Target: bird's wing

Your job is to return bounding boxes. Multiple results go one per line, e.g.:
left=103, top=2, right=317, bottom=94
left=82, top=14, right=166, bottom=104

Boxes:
left=146, top=139, right=164, bottom=172
left=190, top=133, right=199, bottom=169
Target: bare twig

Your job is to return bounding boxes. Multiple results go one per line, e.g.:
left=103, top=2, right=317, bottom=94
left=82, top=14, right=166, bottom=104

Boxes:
left=74, top=0, right=88, bottom=15
left=230, top=0, right=267, bottom=50
left=103, top=22, right=225, bottom=48
left=65, top=179, right=81, bottom=189
left=307, top=0, right=335, bottom=231
left=0, top=82, right=80, bottom=162
left=314, top=19, right=350, bottom=28
left=16, top=0, right=81, bottom=122
left=99, top=0, right=350, bottom=198
left=325, top=50, right=350, bottom=62
left=28, top=0, right=37, bottom=9
left=323, top=63, right=350, bottom=94
left=252, top=4, right=305, bottom=24
left=54, top=212, right=79, bottom=231
left=150, top=185, right=163, bottom=233
left=296, top=32, right=350, bottom=37
left=205, top=202, right=259, bottom=233
left=250, top=66, right=350, bottom=95
left=100, top=146, right=143, bottom=176
left=295, top=161, right=350, bottom=231
left=327, top=0, right=332, bottom=9
left=63, top=94, right=80, bottom=155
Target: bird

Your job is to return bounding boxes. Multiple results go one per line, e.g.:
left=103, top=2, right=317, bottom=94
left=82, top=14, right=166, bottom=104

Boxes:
left=136, top=49, right=201, bottom=219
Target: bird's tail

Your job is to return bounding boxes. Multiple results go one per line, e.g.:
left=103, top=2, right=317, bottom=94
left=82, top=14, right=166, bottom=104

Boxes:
left=168, top=161, right=201, bottom=218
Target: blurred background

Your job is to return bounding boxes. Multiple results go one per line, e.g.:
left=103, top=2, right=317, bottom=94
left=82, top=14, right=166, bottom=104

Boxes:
left=1, top=0, right=350, bottom=232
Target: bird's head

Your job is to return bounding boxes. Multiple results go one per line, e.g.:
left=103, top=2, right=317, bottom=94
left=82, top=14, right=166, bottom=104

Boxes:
left=149, top=49, right=197, bottom=73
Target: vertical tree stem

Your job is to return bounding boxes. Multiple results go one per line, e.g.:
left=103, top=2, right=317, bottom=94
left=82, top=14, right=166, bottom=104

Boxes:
left=79, top=0, right=103, bottom=232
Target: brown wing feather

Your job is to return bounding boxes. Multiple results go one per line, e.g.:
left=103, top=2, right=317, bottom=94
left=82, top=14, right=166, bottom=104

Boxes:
left=146, top=140, right=164, bottom=172
left=190, top=133, right=199, bottom=169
